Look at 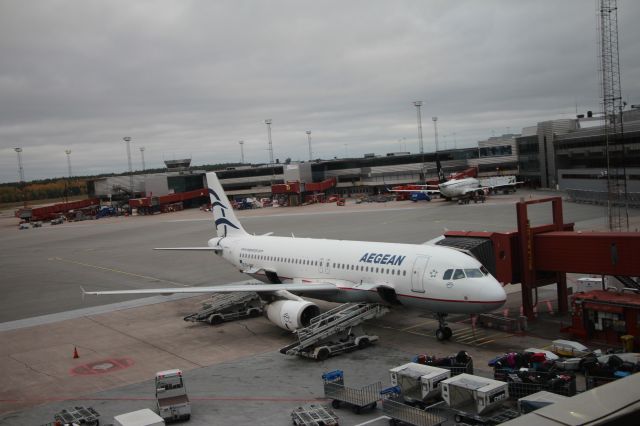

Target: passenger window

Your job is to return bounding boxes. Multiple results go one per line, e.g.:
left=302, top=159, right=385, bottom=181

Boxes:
left=453, top=269, right=466, bottom=279
left=403, top=271, right=407, bottom=276
left=443, top=269, right=453, bottom=280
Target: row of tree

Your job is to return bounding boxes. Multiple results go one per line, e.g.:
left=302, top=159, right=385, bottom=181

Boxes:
left=0, top=162, right=244, bottom=204
left=0, top=179, right=87, bottom=203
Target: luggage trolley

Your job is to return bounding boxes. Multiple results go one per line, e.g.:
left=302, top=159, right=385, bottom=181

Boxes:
left=322, top=370, right=381, bottom=414
left=380, top=386, right=447, bottom=426
left=291, top=404, right=339, bottom=426
left=52, top=406, right=100, bottom=426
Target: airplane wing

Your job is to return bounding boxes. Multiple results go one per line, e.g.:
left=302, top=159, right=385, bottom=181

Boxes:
left=388, top=188, right=440, bottom=194
left=82, top=282, right=338, bottom=296
left=154, top=247, right=221, bottom=252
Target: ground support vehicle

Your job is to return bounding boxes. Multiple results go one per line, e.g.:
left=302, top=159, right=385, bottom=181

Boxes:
left=280, top=303, right=388, bottom=360
left=380, top=387, right=446, bottom=426
left=51, top=406, right=100, bottom=425
left=290, top=404, right=339, bottom=426
left=183, top=292, right=262, bottom=325
left=389, top=363, right=450, bottom=408
left=440, top=374, right=518, bottom=424
left=322, top=370, right=381, bottom=414
left=155, top=369, right=191, bottom=422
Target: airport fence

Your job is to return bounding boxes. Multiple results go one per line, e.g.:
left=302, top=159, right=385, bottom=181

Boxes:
left=566, top=189, right=640, bottom=208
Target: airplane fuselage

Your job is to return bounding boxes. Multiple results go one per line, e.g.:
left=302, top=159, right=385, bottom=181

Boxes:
left=438, top=177, right=482, bottom=199
left=212, top=234, right=506, bottom=315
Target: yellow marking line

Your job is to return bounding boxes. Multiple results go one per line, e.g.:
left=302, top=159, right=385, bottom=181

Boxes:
left=456, top=331, right=507, bottom=344
left=52, top=257, right=189, bottom=287
left=452, top=329, right=479, bottom=339
left=401, top=319, right=436, bottom=332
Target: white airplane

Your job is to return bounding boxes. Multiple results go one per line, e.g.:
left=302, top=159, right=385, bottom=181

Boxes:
left=84, top=172, right=507, bottom=341
left=391, top=175, right=519, bottom=203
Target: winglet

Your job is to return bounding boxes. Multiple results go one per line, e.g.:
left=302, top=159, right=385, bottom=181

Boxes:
left=80, top=286, right=86, bottom=302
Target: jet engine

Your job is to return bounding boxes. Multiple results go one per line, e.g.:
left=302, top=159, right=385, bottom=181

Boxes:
left=265, top=300, right=320, bottom=331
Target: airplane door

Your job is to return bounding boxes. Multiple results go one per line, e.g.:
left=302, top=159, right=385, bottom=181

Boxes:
left=411, top=256, right=430, bottom=293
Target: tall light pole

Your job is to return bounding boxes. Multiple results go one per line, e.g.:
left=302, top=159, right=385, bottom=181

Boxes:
left=139, top=147, right=146, bottom=171
left=432, top=116, right=439, bottom=152
left=413, top=101, right=424, bottom=154
left=306, top=130, right=312, bottom=160
left=14, top=147, right=25, bottom=182
left=123, top=136, right=134, bottom=196
left=264, top=119, right=274, bottom=165
left=238, top=140, right=245, bottom=164
left=65, top=149, right=72, bottom=177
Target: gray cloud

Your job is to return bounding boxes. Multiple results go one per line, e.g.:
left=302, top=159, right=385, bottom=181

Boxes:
left=1, top=0, right=639, bottom=182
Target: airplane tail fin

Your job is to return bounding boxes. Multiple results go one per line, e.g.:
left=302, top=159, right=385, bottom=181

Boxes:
left=205, top=172, right=247, bottom=237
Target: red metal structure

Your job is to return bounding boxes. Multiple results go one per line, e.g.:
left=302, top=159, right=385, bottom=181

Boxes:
left=15, top=198, right=100, bottom=221
left=129, top=188, right=208, bottom=213
left=566, top=290, right=640, bottom=350
left=441, top=197, right=640, bottom=320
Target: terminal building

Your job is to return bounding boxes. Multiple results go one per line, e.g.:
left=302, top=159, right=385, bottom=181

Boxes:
left=87, top=110, right=640, bottom=206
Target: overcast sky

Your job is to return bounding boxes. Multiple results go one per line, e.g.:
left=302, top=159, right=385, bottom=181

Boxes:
left=1, top=0, right=639, bottom=183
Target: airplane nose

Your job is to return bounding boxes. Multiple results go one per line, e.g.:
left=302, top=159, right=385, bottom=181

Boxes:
left=486, top=279, right=507, bottom=308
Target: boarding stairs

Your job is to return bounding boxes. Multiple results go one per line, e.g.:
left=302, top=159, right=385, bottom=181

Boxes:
left=614, top=276, right=640, bottom=290
left=280, top=303, right=388, bottom=356
left=183, top=292, right=261, bottom=323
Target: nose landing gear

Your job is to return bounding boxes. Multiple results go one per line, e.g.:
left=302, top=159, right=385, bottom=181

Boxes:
left=435, top=313, right=452, bottom=341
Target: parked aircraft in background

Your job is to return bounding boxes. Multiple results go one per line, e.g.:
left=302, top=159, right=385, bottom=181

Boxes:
left=84, top=172, right=507, bottom=341
left=390, top=160, right=519, bottom=204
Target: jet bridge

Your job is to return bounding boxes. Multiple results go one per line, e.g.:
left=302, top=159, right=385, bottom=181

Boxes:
left=437, top=197, right=640, bottom=321
left=280, top=303, right=388, bottom=360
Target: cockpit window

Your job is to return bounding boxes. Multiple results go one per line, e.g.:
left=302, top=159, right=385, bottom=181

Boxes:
left=480, top=265, right=489, bottom=276
left=464, top=269, right=484, bottom=278
left=453, top=269, right=466, bottom=279
left=443, top=269, right=453, bottom=280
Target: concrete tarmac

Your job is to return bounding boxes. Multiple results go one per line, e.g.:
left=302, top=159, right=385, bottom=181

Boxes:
left=0, top=191, right=637, bottom=425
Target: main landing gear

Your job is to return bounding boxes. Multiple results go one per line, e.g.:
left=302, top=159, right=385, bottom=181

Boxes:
left=435, top=313, right=452, bottom=341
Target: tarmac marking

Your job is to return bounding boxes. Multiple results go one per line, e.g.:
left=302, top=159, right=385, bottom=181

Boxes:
left=51, top=257, right=190, bottom=287
left=401, top=319, right=436, bottom=331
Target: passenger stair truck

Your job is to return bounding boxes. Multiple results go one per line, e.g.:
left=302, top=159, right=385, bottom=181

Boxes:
left=440, top=373, right=519, bottom=425
left=280, top=303, right=389, bottom=360
left=155, top=369, right=191, bottom=422
left=389, top=362, right=450, bottom=408
left=183, top=292, right=262, bottom=325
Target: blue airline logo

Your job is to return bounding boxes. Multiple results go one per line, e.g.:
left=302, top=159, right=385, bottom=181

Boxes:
left=358, top=253, right=406, bottom=266
left=208, top=188, right=240, bottom=235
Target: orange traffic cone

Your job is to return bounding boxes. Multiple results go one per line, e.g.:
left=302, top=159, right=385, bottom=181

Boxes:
left=73, top=346, right=79, bottom=359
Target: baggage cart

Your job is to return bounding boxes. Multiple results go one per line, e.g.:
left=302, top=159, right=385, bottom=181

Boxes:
left=389, top=363, right=450, bottom=407
left=494, top=369, right=577, bottom=399
left=322, top=370, right=381, bottom=414
left=291, top=404, right=339, bottom=426
left=53, top=406, right=100, bottom=425
left=380, top=386, right=447, bottom=426
left=446, top=406, right=520, bottom=425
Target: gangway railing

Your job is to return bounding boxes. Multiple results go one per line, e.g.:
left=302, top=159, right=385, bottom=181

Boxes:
left=184, top=292, right=262, bottom=324
left=294, top=303, right=387, bottom=350
left=280, top=303, right=388, bottom=358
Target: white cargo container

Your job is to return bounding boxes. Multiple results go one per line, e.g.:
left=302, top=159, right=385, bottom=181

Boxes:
left=441, top=373, right=508, bottom=415
left=389, top=362, right=450, bottom=404
left=114, top=408, right=165, bottom=426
